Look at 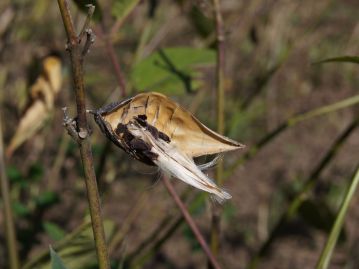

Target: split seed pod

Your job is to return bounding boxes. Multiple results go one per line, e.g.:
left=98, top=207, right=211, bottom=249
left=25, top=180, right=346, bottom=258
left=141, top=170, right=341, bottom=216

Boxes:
left=93, top=92, right=244, bottom=202
left=6, top=55, right=62, bottom=157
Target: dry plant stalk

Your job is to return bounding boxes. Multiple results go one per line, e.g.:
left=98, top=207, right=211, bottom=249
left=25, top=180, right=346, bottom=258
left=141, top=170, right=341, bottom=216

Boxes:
left=93, top=92, right=244, bottom=202
left=0, top=115, right=19, bottom=269
left=57, top=2, right=110, bottom=269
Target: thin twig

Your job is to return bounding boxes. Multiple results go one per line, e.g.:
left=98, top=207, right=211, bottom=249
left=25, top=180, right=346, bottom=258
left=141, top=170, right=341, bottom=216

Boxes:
left=211, top=0, right=225, bottom=264
left=78, top=4, right=95, bottom=42
left=82, top=29, right=96, bottom=58
left=0, top=112, right=19, bottom=269
left=162, top=176, right=222, bottom=269
left=56, top=2, right=110, bottom=269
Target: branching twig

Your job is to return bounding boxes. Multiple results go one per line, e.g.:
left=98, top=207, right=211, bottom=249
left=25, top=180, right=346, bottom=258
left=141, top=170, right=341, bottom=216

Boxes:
left=79, top=4, right=95, bottom=41
left=82, top=29, right=96, bottom=58
left=56, top=2, right=110, bottom=269
left=162, top=176, right=222, bottom=269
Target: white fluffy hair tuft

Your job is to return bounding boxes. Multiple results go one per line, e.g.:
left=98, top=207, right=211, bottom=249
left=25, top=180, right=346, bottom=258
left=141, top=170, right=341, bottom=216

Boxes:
left=127, top=122, right=232, bottom=203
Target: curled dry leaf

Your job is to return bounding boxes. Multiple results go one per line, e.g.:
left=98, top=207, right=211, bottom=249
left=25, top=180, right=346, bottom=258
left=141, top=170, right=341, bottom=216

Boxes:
left=6, top=56, right=62, bottom=157
left=93, top=92, right=244, bottom=202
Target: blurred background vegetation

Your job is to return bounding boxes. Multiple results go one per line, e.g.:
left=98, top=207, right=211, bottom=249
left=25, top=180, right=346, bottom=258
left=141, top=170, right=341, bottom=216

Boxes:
left=0, top=0, right=359, bottom=268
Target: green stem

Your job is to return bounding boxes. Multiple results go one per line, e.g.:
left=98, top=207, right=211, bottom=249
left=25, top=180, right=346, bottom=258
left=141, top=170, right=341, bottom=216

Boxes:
left=57, top=1, right=110, bottom=269
left=288, top=94, right=359, bottom=125
left=211, top=0, right=225, bottom=264
left=316, top=166, right=359, bottom=269
left=0, top=112, right=19, bottom=269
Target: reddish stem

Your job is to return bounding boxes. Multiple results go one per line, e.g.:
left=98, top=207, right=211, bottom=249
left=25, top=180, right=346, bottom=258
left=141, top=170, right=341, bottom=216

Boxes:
left=162, top=176, right=222, bottom=269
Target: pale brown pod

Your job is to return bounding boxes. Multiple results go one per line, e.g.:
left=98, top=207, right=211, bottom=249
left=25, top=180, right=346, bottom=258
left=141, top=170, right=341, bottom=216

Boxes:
left=95, top=92, right=244, bottom=158
left=93, top=92, right=244, bottom=202
left=6, top=56, right=62, bottom=157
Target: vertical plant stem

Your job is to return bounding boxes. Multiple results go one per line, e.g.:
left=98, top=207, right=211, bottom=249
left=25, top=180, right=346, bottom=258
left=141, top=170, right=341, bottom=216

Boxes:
left=316, top=166, right=359, bottom=269
left=57, top=1, right=110, bottom=269
left=211, top=0, right=225, bottom=263
left=0, top=113, right=19, bottom=269
left=162, top=176, right=222, bottom=269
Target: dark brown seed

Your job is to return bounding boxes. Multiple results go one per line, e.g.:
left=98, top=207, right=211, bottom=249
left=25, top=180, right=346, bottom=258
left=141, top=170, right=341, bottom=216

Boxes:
left=130, top=138, right=151, bottom=151
left=146, top=125, right=159, bottom=139
left=159, top=131, right=171, bottom=143
left=122, top=129, right=134, bottom=145
left=142, top=150, right=158, bottom=161
left=135, top=115, right=147, bottom=127
left=115, top=123, right=127, bottom=135
left=138, top=114, right=147, bottom=120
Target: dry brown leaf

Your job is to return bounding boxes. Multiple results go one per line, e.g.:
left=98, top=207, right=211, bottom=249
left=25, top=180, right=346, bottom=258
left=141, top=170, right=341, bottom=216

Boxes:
left=6, top=56, right=62, bottom=157
left=93, top=92, right=244, bottom=202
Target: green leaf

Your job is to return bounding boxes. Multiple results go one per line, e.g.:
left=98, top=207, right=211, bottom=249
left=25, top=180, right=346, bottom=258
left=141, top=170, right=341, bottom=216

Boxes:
left=182, top=226, right=201, bottom=251
left=50, top=246, right=68, bottom=269
left=72, top=0, right=102, bottom=22
left=314, top=56, right=359, bottom=65
left=131, top=47, right=215, bottom=95
left=223, top=202, right=237, bottom=222
left=12, top=201, right=31, bottom=217
left=112, top=0, right=141, bottom=20
left=28, top=162, right=44, bottom=181
left=35, top=191, right=59, bottom=208
left=189, top=5, right=215, bottom=38
left=298, top=199, right=346, bottom=243
left=7, top=165, right=23, bottom=183
left=298, top=200, right=334, bottom=232
left=44, top=222, right=66, bottom=241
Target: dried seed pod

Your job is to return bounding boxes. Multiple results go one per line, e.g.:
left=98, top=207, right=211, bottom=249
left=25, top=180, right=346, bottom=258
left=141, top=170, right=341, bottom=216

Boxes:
left=6, top=55, right=63, bottom=157
left=93, top=92, right=244, bottom=202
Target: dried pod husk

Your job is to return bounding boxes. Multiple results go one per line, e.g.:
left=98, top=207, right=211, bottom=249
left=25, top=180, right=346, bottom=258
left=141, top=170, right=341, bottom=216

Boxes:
left=93, top=92, right=244, bottom=202
left=6, top=56, right=62, bottom=157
